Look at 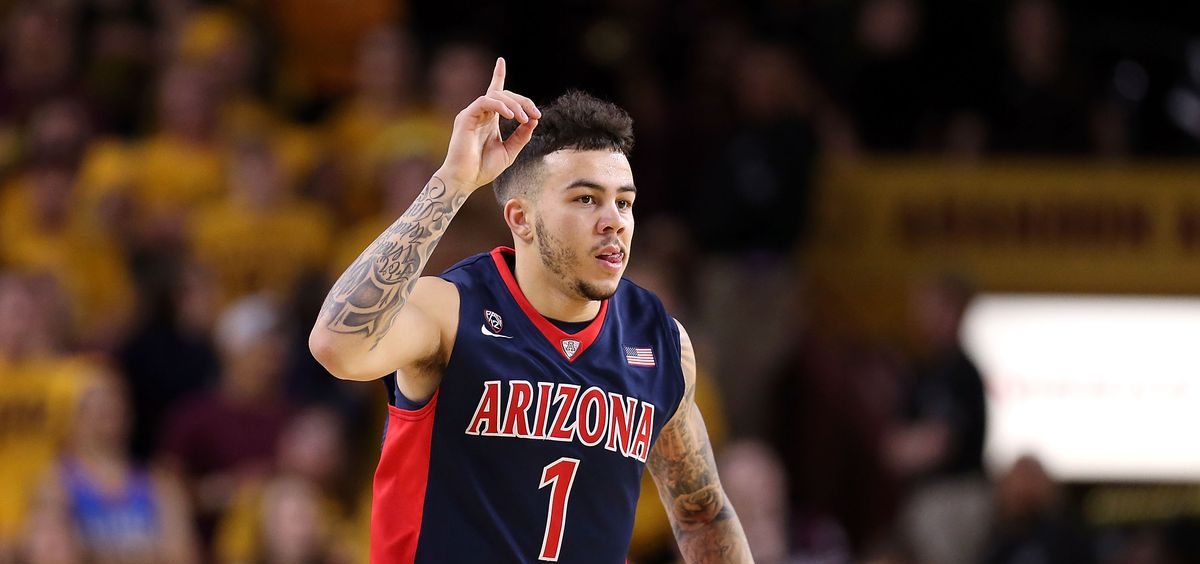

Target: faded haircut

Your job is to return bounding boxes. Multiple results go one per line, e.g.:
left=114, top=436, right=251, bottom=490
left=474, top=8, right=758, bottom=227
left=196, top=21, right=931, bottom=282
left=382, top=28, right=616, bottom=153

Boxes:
left=492, top=91, right=634, bottom=204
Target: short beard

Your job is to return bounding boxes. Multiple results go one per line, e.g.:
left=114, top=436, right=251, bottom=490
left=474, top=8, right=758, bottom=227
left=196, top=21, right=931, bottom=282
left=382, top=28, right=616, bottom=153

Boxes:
left=535, top=216, right=617, bottom=301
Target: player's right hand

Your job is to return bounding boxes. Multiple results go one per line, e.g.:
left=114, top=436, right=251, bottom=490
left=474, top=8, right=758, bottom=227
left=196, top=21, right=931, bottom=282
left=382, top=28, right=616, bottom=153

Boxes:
left=436, top=57, right=540, bottom=193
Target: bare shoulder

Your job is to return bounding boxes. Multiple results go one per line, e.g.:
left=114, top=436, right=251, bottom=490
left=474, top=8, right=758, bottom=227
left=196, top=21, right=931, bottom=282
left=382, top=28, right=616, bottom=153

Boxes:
left=408, top=276, right=461, bottom=356
left=674, top=319, right=697, bottom=393
left=410, top=276, right=459, bottom=312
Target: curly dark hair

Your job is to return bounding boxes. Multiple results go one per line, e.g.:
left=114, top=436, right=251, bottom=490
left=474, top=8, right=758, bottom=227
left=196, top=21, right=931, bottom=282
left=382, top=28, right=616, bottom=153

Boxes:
left=492, top=91, right=634, bottom=204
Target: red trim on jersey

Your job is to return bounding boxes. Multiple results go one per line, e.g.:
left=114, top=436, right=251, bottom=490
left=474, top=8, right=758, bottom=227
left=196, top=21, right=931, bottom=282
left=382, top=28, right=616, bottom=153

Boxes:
left=370, top=389, right=439, bottom=563
left=490, top=247, right=609, bottom=362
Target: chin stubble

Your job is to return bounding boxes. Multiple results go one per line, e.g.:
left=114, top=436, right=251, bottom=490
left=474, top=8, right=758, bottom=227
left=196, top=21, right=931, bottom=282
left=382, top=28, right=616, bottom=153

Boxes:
left=534, top=216, right=617, bottom=301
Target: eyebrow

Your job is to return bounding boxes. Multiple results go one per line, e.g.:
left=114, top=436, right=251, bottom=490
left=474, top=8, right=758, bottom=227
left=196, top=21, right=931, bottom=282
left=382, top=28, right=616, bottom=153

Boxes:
left=563, top=179, right=637, bottom=193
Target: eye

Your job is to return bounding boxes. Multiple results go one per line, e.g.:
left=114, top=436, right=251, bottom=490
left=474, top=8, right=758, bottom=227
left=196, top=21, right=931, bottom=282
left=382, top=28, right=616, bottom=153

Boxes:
left=577, top=195, right=594, bottom=205
left=617, top=199, right=633, bottom=210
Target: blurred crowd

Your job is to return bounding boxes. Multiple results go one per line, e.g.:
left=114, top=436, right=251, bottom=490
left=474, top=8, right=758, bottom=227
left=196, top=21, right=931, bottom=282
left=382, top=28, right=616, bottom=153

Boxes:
left=2, top=0, right=1200, bottom=563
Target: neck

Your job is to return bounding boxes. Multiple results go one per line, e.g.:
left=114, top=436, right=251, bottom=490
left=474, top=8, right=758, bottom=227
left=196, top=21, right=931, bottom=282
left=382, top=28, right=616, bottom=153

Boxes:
left=513, top=247, right=601, bottom=322
left=73, top=440, right=123, bottom=465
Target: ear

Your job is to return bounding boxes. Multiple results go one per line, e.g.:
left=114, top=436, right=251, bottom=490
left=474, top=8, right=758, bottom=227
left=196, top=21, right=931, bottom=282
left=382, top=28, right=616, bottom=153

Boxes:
left=503, top=198, right=535, bottom=244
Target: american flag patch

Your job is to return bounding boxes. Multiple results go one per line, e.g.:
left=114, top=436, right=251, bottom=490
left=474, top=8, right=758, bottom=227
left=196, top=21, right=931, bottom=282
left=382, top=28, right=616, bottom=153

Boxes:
left=624, top=346, right=656, bottom=367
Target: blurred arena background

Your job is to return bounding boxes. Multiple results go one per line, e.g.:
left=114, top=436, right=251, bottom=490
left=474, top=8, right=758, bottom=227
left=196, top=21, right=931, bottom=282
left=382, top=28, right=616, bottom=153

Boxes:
left=2, top=0, right=1200, bottom=562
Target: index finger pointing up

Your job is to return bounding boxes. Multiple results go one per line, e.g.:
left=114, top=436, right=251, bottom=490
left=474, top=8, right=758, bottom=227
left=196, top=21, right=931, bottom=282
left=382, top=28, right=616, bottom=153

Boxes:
left=488, top=57, right=506, bottom=93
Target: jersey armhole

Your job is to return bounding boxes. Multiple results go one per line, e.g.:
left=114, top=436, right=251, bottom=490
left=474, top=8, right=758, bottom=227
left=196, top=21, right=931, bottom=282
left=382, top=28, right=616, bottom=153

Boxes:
left=435, top=273, right=466, bottom=375
left=387, top=372, right=434, bottom=410
left=663, top=316, right=688, bottom=424
left=380, top=275, right=461, bottom=411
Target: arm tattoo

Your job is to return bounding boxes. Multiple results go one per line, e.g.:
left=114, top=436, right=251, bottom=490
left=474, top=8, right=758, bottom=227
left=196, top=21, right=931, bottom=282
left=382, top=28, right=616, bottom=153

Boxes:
left=646, top=332, right=752, bottom=562
left=319, top=177, right=466, bottom=348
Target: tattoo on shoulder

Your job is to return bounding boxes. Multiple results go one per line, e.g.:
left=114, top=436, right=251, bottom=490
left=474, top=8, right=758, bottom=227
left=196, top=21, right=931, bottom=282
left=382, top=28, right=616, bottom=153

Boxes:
left=319, top=177, right=466, bottom=347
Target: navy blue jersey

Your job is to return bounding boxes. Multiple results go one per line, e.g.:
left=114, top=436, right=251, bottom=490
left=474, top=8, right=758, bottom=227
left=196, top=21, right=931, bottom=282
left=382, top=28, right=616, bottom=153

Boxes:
left=370, top=247, right=686, bottom=563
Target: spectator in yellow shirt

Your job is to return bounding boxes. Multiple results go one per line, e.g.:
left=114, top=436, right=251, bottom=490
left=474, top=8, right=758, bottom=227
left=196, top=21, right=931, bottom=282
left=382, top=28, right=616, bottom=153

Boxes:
left=322, top=40, right=493, bottom=224
left=177, top=8, right=321, bottom=193
left=131, top=63, right=226, bottom=254
left=0, top=155, right=135, bottom=350
left=76, top=138, right=138, bottom=251
left=326, top=26, right=449, bottom=223
left=328, top=137, right=507, bottom=283
left=327, top=27, right=423, bottom=159
left=267, top=0, right=400, bottom=101
left=189, top=138, right=333, bottom=306
left=0, top=272, right=94, bottom=559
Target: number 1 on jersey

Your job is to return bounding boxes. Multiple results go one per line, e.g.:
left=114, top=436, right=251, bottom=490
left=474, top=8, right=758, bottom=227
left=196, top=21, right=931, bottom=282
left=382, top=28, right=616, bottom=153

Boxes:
left=538, top=457, right=580, bottom=561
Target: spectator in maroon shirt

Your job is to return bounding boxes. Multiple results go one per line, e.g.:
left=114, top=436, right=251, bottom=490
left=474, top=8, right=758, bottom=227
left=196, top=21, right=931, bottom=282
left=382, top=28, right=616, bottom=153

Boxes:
left=158, top=295, right=294, bottom=539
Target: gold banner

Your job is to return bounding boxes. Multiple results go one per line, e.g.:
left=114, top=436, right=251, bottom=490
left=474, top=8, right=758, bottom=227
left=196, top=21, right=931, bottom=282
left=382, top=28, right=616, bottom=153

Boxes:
left=807, top=159, right=1200, bottom=336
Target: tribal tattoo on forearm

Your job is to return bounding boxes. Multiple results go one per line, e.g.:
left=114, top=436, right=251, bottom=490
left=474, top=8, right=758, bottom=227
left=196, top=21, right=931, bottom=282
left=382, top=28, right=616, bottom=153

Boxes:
left=319, top=177, right=466, bottom=348
left=647, top=336, right=753, bottom=562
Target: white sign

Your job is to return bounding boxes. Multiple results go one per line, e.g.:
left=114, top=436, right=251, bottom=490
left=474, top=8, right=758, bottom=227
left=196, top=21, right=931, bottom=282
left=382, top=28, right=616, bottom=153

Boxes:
left=962, top=294, right=1200, bottom=482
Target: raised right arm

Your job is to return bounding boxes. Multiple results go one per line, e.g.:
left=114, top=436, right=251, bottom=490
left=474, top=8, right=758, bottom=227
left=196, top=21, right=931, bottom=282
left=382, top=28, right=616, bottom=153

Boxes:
left=309, top=57, right=540, bottom=385
left=308, top=177, right=468, bottom=381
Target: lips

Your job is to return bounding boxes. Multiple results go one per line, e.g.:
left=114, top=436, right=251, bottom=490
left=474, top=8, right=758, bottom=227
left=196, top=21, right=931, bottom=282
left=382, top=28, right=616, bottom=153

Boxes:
left=594, top=244, right=625, bottom=268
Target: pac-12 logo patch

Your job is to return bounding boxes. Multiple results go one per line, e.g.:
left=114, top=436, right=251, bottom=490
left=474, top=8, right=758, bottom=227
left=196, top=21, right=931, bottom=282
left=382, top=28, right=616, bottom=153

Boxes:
left=484, top=309, right=503, bottom=333
left=561, top=339, right=581, bottom=359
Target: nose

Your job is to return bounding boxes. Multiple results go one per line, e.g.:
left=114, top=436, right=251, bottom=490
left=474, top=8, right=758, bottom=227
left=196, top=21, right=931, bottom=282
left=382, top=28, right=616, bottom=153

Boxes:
left=597, top=202, right=628, bottom=234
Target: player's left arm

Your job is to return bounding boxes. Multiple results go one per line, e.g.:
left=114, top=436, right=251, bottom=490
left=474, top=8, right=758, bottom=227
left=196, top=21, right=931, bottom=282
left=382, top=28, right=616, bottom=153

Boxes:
left=646, top=320, right=753, bottom=563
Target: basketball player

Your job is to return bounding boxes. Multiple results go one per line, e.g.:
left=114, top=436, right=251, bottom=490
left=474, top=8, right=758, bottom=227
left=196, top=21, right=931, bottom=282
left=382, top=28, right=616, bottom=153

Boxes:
left=310, top=58, right=753, bottom=563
